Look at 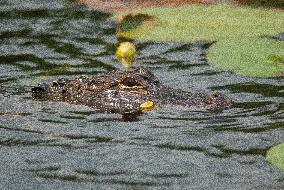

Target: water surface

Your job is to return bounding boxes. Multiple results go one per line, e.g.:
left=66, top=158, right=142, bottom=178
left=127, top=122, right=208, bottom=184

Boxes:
left=0, top=0, right=284, bottom=189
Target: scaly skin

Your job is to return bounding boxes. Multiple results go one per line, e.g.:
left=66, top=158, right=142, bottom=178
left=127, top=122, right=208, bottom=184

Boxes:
left=32, top=67, right=231, bottom=114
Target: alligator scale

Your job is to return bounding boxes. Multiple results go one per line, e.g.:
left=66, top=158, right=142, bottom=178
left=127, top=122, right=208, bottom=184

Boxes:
left=32, top=67, right=231, bottom=114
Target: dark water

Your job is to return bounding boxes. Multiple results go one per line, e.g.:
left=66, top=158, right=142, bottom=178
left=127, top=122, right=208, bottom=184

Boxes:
left=0, top=0, right=284, bottom=189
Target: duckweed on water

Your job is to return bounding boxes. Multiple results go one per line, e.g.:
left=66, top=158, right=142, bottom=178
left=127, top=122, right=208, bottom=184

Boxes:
left=207, top=37, right=284, bottom=78
left=117, top=4, right=284, bottom=42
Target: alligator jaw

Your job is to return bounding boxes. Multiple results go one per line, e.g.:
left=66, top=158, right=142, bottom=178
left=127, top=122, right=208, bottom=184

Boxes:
left=153, top=87, right=231, bottom=112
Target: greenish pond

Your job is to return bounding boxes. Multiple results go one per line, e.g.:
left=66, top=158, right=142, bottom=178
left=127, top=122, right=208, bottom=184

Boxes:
left=0, top=0, right=283, bottom=189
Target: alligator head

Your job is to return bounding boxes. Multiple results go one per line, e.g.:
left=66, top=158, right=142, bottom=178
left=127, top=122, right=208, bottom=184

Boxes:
left=32, top=67, right=231, bottom=114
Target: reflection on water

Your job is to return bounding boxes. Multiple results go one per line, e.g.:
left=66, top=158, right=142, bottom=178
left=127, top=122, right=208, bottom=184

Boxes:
left=0, top=0, right=284, bottom=189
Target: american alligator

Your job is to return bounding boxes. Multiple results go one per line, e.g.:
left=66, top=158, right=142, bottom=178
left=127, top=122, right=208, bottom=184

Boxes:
left=32, top=67, right=231, bottom=114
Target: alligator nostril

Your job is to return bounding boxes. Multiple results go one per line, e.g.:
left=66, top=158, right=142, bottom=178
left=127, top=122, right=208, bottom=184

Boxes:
left=52, top=81, right=58, bottom=87
left=32, top=86, right=46, bottom=93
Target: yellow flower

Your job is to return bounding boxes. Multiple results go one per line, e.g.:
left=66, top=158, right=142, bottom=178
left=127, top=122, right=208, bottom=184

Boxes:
left=115, top=42, right=136, bottom=68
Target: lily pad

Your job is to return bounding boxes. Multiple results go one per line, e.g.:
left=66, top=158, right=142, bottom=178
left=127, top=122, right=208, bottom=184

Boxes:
left=267, top=143, right=284, bottom=171
left=117, top=4, right=284, bottom=42
left=207, top=37, right=284, bottom=77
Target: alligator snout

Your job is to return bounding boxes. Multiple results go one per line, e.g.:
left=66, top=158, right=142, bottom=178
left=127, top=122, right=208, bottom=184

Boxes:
left=32, top=84, right=49, bottom=99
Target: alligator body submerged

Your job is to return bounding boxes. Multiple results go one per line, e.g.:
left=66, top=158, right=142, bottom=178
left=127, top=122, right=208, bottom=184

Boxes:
left=32, top=67, right=231, bottom=114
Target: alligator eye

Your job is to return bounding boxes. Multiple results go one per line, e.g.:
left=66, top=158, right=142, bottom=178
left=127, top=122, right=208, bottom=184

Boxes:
left=122, top=77, right=137, bottom=87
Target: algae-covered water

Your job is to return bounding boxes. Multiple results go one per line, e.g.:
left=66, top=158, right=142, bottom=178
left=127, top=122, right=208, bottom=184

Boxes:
left=0, top=0, right=284, bottom=189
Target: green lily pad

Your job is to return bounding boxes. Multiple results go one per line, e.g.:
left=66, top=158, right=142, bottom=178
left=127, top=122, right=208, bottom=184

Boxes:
left=207, top=37, right=284, bottom=77
left=267, top=143, right=284, bottom=171
left=117, top=4, right=284, bottom=42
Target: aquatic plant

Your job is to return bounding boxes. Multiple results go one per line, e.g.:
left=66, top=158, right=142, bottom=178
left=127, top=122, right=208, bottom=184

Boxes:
left=267, top=143, right=284, bottom=171
left=207, top=37, right=284, bottom=78
left=116, top=4, right=284, bottom=42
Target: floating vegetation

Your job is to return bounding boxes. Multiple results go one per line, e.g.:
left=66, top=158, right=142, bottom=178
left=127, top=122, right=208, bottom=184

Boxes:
left=116, top=4, right=284, bottom=42
left=207, top=37, right=284, bottom=78
left=267, top=143, right=284, bottom=171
